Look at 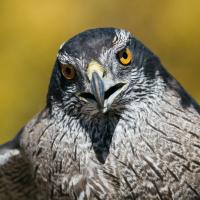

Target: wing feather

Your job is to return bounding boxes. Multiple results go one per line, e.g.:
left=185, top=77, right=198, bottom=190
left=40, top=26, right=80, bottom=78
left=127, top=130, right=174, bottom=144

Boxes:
left=0, top=135, right=37, bottom=200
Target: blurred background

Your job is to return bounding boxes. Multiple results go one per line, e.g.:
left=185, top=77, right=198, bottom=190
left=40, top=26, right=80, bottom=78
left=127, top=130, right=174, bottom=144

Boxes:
left=0, top=0, right=199, bottom=143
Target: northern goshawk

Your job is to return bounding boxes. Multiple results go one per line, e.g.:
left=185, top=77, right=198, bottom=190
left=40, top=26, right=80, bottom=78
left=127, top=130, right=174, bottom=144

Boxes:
left=0, top=28, right=200, bottom=199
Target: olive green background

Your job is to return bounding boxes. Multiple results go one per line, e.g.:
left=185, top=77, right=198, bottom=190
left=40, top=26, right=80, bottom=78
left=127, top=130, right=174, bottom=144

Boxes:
left=0, top=0, right=199, bottom=143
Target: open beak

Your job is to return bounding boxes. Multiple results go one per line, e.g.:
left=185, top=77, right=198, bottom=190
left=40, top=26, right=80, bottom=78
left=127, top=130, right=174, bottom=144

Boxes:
left=78, top=61, right=128, bottom=112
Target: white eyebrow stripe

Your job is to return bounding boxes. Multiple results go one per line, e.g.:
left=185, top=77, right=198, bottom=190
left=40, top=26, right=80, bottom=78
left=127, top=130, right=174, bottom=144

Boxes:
left=112, top=29, right=132, bottom=49
left=57, top=51, right=83, bottom=66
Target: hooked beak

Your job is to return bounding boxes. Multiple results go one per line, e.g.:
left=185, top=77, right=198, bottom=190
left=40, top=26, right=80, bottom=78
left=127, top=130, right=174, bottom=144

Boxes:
left=91, top=72, right=105, bottom=109
left=78, top=61, right=128, bottom=112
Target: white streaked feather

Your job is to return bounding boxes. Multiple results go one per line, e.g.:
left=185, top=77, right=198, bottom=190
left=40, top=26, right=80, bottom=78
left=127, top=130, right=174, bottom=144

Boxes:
left=0, top=149, right=20, bottom=166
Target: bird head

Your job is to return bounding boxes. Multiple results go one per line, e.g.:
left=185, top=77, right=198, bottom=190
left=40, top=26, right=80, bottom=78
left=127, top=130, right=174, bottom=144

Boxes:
left=47, top=28, right=164, bottom=117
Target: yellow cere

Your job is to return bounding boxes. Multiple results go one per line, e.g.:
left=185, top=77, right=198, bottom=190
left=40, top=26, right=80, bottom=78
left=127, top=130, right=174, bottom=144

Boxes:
left=87, top=60, right=106, bottom=81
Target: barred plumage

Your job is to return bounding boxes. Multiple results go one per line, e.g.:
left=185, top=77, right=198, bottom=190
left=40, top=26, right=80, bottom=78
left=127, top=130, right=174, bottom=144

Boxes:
left=0, top=28, right=200, bottom=199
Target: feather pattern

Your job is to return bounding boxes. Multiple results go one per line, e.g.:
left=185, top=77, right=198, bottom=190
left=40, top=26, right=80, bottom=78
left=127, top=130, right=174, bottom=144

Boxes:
left=0, top=28, right=199, bottom=200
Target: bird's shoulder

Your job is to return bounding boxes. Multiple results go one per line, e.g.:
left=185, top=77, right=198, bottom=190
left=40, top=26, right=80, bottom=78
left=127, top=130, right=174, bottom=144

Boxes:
left=20, top=107, right=52, bottom=145
left=0, top=130, right=38, bottom=199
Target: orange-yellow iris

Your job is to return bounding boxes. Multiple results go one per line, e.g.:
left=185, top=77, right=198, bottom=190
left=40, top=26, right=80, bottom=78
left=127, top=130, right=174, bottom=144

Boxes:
left=118, top=48, right=132, bottom=66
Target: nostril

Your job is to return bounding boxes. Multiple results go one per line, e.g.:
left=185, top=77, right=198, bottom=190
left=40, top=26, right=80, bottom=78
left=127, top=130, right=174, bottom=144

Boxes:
left=104, top=83, right=126, bottom=100
left=102, top=69, right=107, bottom=78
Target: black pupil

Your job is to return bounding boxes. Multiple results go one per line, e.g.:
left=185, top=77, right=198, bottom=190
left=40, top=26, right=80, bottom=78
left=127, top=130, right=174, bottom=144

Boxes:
left=122, top=51, right=128, bottom=59
left=66, top=67, right=72, bottom=75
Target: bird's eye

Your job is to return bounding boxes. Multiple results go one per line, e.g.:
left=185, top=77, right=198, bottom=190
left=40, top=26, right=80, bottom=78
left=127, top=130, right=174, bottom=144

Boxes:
left=61, top=64, right=76, bottom=80
left=117, top=48, right=132, bottom=66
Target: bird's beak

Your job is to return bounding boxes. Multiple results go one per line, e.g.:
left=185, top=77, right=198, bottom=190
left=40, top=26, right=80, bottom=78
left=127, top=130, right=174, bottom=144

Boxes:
left=78, top=60, right=128, bottom=112
left=90, top=71, right=105, bottom=109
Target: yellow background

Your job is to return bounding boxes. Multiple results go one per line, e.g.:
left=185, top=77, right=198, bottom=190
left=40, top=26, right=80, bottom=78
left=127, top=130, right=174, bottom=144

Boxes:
left=0, top=0, right=199, bottom=143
